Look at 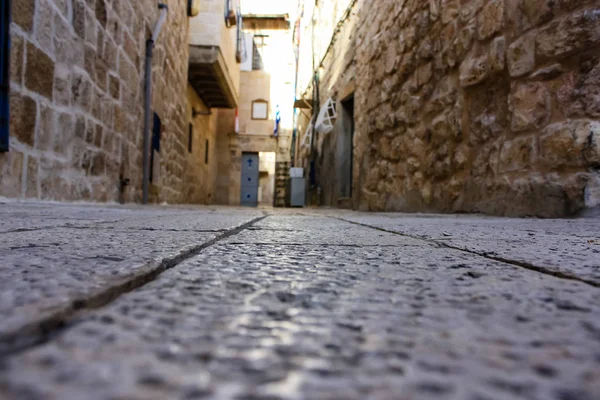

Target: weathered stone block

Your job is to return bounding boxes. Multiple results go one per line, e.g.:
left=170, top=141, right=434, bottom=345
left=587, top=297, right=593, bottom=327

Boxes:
left=25, top=156, right=39, bottom=198
left=75, top=115, right=86, bottom=140
left=539, top=120, right=600, bottom=168
left=25, top=43, right=55, bottom=98
left=84, top=119, right=95, bottom=144
left=459, top=55, right=489, bottom=87
left=456, top=24, right=475, bottom=58
left=467, top=81, right=510, bottom=144
left=459, top=0, right=484, bottom=23
left=507, top=33, right=535, bottom=77
left=431, top=109, right=460, bottom=140
left=95, top=57, right=109, bottom=91
left=96, top=0, right=107, bottom=27
left=556, top=71, right=582, bottom=117
left=441, top=0, right=459, bottom=24
left=13, top=0, right=35, bottom=31
left=10, top=92, right=37, bottom=147
left=109, top=75, right=120, bottom=100
left=72, top=0, right=86, bottom=39
left=416, top=62, right=433, bottom=87
left=53, top=67, right=70, bottom=106
left=578, top=59, right=600, bottom=118
left=71, top=73, right=92, bottom=110
left=35, top=0, right=54, bottom=52
left=36, top=103, right=54, bottom=151
left=10, top=35, right=24, bottom=89
left=123, top=32, right=140, bottom=68
left=477, top=0, right=504, bottom=40
left=536, top=10, right=600, bottom=60
left=418, top=37, right=434, bottom=61
left=530, top=63, right=566, bottom=81
left=489, top=36, right=506, bottom=72
left=499, top=135, right=536, bottom=172
left=584, top=173, right=600, bottom=209
left=52, top=0, right=69, bottom=15
left=0, top=151, right=24, bottom=197
left=430, top=0, right=441, bottom=21
left=55, top=113, right=74, bottom=155
left=384, top=42, right=398, bottom=75
left=94, top=124, right=103, bottom=148
left=85, top=10, right=98, bottom=45
left=520, top=0, right=556, bottom=29
left=509, top=82, right=551, bottom=132
left=414, top=10, right=431, bottom=43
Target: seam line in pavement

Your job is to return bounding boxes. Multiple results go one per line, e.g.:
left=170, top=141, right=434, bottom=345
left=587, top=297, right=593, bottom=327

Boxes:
left=335, top=217, right=600, bottom=288
left=226, top=242, right=423, bottom=247
left=0, top=215, right=268, bottom=359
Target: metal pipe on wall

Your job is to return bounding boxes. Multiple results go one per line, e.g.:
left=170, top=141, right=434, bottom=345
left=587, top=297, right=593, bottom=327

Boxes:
left=142, top=3, right=168, bottom=205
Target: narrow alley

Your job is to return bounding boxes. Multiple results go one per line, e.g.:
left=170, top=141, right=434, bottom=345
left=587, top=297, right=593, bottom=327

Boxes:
left=1, top=0, right=600, bottom=398
left=0, top=202, right=598, bottom=399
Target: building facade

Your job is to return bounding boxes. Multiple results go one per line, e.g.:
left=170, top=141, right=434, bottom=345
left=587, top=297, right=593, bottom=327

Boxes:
left=295, top=0, right=600, bottom=217
left=213, top=3, right=296, bottom=207
left=2, top=0, right=198, bottom=203
left=0, top=0, right=296, bottom=207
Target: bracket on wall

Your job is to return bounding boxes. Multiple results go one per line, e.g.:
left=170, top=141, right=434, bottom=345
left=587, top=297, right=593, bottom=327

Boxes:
left=192, top=108, right=212, bottom=118
left=187, top=0, right=200, bottom=17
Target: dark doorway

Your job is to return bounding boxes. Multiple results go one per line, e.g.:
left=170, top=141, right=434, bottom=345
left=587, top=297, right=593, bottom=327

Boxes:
left=339, top=95, right=354, bottom=199
left=150, top=113, right=161, bottom=183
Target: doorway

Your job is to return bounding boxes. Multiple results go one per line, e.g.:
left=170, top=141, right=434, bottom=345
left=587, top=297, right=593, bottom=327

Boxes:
left=240, top=152, right=259, bottom=207
left=339, top=96, right=354, bottom=199
left=258, top=152, right=276, bottom=206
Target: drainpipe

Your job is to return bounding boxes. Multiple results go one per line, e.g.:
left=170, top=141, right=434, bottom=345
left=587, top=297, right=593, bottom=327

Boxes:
left=142, top=3, right=168, bottom=205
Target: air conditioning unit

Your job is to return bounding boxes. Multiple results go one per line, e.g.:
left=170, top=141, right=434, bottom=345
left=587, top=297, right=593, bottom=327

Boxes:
left=314, top=97, right=337, bottom=134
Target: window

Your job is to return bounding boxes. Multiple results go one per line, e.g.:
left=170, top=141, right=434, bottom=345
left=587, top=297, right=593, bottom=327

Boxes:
left=0, top=0, right=10, bottom=152
left=251, top=99, right=268, bottom=120
left=188, top=123, right=193, bottom=153
left=252, top=35, right=266, bottom=70
left=205, top=139, right=209, bottom=164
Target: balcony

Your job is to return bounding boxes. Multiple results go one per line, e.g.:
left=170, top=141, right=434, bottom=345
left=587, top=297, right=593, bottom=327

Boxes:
left=188, top=0, right=240, bottom=109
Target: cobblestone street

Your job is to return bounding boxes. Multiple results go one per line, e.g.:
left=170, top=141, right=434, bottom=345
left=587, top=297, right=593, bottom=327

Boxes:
left=0, top=202, right=599, bottom=400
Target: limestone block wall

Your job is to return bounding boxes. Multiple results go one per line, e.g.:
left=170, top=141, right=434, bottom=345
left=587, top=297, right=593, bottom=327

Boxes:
left=239, top=70, right=272, bottom=135
left=302, top=0, right=600, bottom=217
left=185, top=84, right=218, bottom=205
left=1, top=0, right=192, bottom=203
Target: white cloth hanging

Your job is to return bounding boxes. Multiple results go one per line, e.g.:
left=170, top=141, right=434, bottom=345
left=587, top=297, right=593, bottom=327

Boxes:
left=314, top=97, right=337, bottom=134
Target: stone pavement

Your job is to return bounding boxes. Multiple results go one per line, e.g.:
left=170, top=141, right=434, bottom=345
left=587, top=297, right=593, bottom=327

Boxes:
left=0, top=202, right=599, bottom=400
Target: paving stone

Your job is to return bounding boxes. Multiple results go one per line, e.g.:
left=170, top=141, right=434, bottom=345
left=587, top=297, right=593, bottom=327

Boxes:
left=335, top=212, right=600, bottom=285
left=0, top=204, right=599, bottom=399
left=0, top=240, right=599, bottom=399
left=226, top=216, right=427, bottom=246
left=0, top=202, right=262, bottom=343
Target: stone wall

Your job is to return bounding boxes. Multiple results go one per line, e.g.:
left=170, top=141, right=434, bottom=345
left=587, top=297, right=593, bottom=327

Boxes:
left=184, top=84, right=218, bottom=204
left=300, top=0, right=600, bottom=217
left=1, top=0, right=193, bottom=203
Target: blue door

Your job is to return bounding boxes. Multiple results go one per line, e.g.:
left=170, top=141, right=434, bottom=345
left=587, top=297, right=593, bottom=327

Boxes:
left=240, top=152, right=259, bottom=207
left=0, top=0, right=10, bottom=152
